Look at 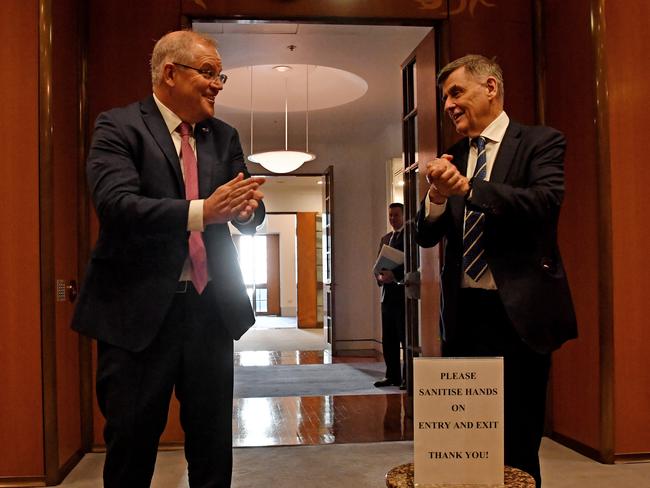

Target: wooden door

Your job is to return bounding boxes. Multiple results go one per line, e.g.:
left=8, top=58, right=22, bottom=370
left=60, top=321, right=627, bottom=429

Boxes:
left=322, top=166, right=334, bottom=344
left=401, top=29, right=441, bottom=398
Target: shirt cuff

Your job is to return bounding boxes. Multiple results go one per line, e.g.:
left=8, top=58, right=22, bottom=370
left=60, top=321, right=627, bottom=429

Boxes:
left=424, top=190, right=447, bottom=221
left=188, top=199, right=205, bottom=231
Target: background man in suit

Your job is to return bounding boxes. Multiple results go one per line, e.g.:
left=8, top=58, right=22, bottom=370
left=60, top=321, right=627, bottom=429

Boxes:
left=374, top=202, right=406, bottom=389
left=415, top=55, right=577, bottom=486
left=71, top=30, right=265, bottom=487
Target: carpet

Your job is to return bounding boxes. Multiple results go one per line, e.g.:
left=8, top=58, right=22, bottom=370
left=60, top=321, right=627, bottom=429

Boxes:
left=235, top=328, right=328, bottom=352
left=234, top=362, right=402, bottom=398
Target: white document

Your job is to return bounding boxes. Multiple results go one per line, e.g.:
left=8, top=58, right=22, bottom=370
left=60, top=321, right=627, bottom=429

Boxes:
left=373, top=244, right=404, bottom=274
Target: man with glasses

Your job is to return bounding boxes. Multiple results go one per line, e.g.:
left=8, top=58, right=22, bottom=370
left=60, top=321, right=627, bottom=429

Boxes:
left=72, top=30, right=265, bottom=487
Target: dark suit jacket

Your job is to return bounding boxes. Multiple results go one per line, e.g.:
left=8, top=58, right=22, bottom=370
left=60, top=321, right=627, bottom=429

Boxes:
left=71, top=95, right=265, bottom=352
left=376, top=230, right=405, bottom=304
left=415, top=120, right=577, bottom=353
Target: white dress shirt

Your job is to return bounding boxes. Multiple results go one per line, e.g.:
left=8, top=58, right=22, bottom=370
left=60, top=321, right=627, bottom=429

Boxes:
left=153, top=94, right=207, bottom=282
left=424, top=111, right=510, bottom=289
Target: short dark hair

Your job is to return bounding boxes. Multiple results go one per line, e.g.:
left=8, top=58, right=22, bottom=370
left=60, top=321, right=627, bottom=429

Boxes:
left=389, top=202, right=404, bottom=211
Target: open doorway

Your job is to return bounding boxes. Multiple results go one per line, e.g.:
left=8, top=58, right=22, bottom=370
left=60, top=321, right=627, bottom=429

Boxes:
left=202, top=22, right=431, bottom=358
left=231, top=175, right=327, bottom=339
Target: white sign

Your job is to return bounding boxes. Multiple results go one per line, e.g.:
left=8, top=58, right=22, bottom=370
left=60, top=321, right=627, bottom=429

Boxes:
left=414, top=357, right=504, bottom=487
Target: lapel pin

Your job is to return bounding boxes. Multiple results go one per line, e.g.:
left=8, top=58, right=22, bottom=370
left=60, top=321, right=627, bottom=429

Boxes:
left=201, top=127, right=210, bottom=133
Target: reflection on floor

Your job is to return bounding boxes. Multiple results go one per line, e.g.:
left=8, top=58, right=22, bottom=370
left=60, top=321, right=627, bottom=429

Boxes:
left=234, top=394, right=412, bottom=447
left=233, top=348, right=410, bottom=447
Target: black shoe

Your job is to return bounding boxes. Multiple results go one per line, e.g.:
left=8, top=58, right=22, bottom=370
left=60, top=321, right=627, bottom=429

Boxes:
left=374, top=378, right=400, bottom=387
left=399, top=380, right=407, bottom=390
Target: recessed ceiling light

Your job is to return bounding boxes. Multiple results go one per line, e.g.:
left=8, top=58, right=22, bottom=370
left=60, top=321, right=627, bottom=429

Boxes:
left=273, top=65, right=292, bottom=72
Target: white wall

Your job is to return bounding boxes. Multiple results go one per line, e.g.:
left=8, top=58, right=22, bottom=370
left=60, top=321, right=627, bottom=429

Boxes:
left=230, top=214, right=298, bottom=317
left=262, top=185, right=323, bottom=213
left=260, top=214, right=297, bottom=316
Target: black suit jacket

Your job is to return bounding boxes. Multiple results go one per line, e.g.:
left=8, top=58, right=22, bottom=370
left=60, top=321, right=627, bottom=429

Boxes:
left=71, top=95, right=264, bottom=352
left=376, top=230, right=405, bottom=304
left=415, top=120, right=577, bottom=353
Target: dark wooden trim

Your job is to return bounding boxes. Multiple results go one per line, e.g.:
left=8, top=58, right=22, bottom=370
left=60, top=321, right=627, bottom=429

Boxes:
left=614, top=452, right=650, bottom=463
left=54, top=449, right=85, bottom=485
left=0, top=477, right=46, bottom=487
left=76, top=0, right=94, bottom=455
left=549, top=431, right=604, bottom=463
left=38, top=0, right=59, bottom=483
left=590, top=0, right=615, bottom=465
left=532, top=0, right=546, bottom=126
left=185, top=15, right=439, bottom=27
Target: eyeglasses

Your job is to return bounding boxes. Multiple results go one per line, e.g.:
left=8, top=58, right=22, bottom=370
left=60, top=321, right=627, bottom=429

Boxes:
left=173, top=62, right=228, bottom=84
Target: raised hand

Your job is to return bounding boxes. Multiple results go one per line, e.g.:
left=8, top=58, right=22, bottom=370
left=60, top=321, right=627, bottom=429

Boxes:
left=203, top=173, right=265, bottom=225
left=425, top=154, right=470, bottom=202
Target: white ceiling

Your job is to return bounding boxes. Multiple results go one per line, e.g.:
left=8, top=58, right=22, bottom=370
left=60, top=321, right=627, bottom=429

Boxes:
left=194, top=22, right=431, bottom=156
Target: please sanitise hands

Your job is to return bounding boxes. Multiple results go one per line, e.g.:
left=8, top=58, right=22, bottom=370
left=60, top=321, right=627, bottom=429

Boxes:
left=424, top=155, right=470, bottom=204
left=203, top=172, right=265, bottom=225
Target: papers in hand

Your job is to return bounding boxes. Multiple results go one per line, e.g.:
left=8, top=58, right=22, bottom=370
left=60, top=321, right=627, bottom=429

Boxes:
left=373, top=244, right=404, bottom=275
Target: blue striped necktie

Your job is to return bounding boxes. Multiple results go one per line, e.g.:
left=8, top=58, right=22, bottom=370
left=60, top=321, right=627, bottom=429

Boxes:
left=463, top=136, right=488, bottom=281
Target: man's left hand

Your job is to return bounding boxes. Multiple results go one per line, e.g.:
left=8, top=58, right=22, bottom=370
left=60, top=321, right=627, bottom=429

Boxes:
left=377, top=270, right=395, bottom=284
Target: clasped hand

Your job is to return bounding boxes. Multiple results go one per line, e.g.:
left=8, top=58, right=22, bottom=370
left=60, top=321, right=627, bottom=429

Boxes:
left=424, top=155, right=470, bottom=204
left=203, top=173, right=265, bottom=225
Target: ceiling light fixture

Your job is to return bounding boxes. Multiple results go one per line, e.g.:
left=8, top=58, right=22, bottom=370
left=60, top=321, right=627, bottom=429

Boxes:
left=247, top=64, right=316, bottom=173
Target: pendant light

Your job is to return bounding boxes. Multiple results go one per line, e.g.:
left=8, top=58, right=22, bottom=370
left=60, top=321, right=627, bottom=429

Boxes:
left=247, top=65, right=316, bottom=173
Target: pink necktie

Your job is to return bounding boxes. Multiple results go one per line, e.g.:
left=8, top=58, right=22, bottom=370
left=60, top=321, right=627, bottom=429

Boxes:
left=178, top=122, right=208, bottom=294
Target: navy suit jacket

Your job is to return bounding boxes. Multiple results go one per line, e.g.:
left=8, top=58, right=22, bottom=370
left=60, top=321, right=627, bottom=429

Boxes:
left=415, top=120, right=577, bottom=353
left=72, top=95, right=264, bottom=352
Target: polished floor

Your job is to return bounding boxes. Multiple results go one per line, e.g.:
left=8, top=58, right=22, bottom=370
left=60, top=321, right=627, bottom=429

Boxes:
left=233, top=341, right=411, bottom=447
left=60, top=323, right=650, bottom=486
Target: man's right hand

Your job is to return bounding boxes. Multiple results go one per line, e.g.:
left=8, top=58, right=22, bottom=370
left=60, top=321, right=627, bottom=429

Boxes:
left=203, top=173, right=265, bottom=226
left=425, top=154, right=470, bottom=202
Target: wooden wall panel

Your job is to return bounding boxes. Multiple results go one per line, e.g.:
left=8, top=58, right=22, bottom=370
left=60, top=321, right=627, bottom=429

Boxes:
left=86, top=0, right=183, bottom=449
left=297, top=212, right=318, bottom=327
left=267, top=234, right=281, bottom=316
left=87, top=0, right=181, bottom=123
left=442, top=0, right=536, bottom=150
left=52, top=0, right=83, bottom=467
left=0, top=0, right=45, bottom=478
left=542, top=0, right=601, bottom=452
left=605, top=0, right=650, bottom=455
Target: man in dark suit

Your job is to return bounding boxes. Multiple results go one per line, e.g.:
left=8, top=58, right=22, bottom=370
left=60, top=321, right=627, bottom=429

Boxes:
left=415, top=55, right=577, bottom=487
left=374, top=202, right=406, bottom=389
left=71, top=30, right=265, bottom=488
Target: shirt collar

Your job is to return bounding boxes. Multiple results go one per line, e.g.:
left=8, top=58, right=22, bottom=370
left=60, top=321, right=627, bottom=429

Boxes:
left=153, top=93, right=195, bottom=136
left=474, top=110, right=509, bottom=145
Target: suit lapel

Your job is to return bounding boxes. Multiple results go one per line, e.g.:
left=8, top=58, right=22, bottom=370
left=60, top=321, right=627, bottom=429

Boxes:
left=490, top=121, right=522, bottom=184
left=140, top=96, right=185, bottom=197
left=195, top=121, right=215, bottom=199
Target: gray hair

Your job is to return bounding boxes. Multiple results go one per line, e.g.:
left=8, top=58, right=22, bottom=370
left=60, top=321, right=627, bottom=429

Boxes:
left=437, top=54, right=504, bottom=100
left=150, top=30, right=218, bottom=86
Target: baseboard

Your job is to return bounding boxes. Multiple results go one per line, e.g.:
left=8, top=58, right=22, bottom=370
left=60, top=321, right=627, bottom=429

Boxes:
left=614, top=452, right=650, bottom=463
left=549, top=432, right=604, bottom=463
left=0, top=477, right=46, bottom=487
